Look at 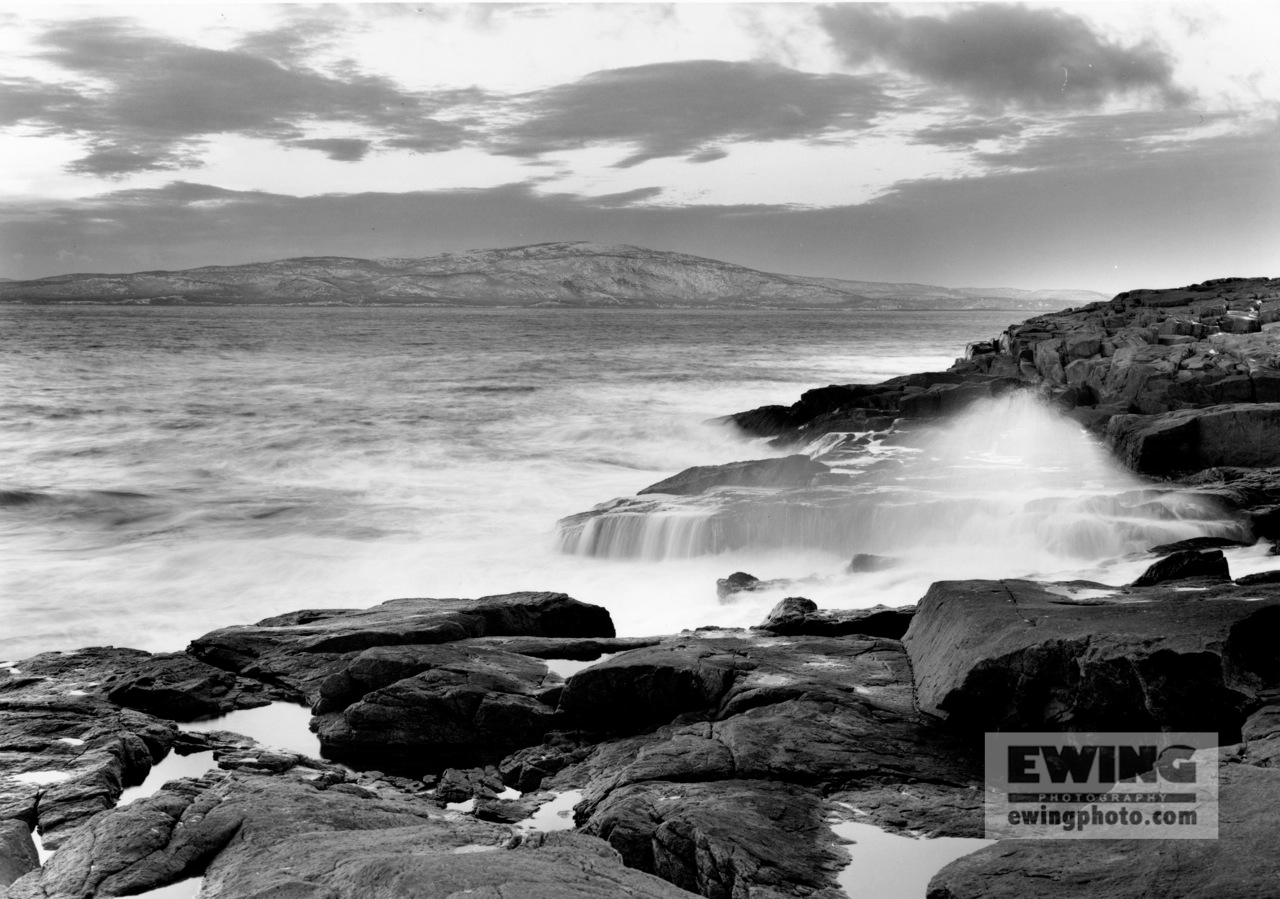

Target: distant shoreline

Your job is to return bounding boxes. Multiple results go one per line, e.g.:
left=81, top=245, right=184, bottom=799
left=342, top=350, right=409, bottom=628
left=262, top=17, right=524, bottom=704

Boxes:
left=0, top=300, right=1066, bottom=313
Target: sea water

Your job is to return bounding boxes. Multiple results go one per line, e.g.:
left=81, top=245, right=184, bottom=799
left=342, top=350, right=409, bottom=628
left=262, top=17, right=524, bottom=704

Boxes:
left=0, top=305, right=1236, bottom=659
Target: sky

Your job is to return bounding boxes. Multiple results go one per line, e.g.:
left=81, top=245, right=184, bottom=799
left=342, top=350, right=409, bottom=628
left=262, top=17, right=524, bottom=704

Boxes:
left=1, top=2, right=1277, bottom=293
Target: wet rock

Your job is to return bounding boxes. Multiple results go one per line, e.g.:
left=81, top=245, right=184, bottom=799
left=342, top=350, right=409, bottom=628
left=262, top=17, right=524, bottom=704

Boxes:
left=638, top=455, right=829, bottom=496
left=1130, top=549, right=1231, bottom=586
left=582, top=779, right=845, bottom=899
left=927, top=762, right=1280, bottom=899
left=436, top=765, right=506, bottom=803
left=773, top=408, right=897, bottom=446
left=828, top=782, right=985, bottom=838
left=189, top=591, right=615, bottom=703
left=898, top=378, right=1020, bottom=419
left=557, top=640, right=743, bottom=733
left=755, top=597, right=915, bottom=640
left=1107, top=403, right=1280, bottom=476
left=0, top=651, right=181, bottom=844
left=718, top=404, right=799, bottom=438
left=1236, top=570, right=1280, bottom=586
left=0, top=819, right=38, bottom=888
left=847, top=552, right=898, bottom=572
left=474, top=795, right=539, bottom=823
left=1147, top=535, right=1253, bottom=554
left=549, top=631, right=980, bottom=896
left=313, top=644, right=561, bottom=773
left=713, top=571, right=794, bottom=602
left=8, top=766, right=696, bottom=899
left=500, top=734, right=598, bottom=793
left=458, top=635, right=661, bottom=660
left=715, top=571, right=762, bottom=600
left=723, top=381, right=910, bottom=443
left=103, top=651, right=285, bottom=721
left=902, top=579, right=1280, bottom=738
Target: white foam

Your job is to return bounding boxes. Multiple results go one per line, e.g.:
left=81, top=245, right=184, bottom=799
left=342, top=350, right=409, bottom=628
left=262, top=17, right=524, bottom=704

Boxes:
left=1224, top=543, right=1280, bottom=581
left=556, top=393, right=1245, bottom=622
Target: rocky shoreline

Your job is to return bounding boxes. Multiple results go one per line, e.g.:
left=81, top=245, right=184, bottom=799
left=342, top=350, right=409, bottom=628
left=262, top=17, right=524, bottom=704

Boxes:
left=5, top=276, right=1280, bottom=899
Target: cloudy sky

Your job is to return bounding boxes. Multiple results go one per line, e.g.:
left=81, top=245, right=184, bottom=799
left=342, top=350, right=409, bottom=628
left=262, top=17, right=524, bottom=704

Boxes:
left=1, top=2, right=1276, bottom=292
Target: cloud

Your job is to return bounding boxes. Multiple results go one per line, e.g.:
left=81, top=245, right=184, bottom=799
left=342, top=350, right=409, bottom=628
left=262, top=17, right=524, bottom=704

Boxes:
left=292, top=138, right=372, bottom=162
left=584, top=187, right=665, bottom=207
left=973, top=109, right=1241, bottom=171
left=66, top=143, right=203, bottom=176
left=0, top=76, right=89, bottom=127
left=688, top=147, right=730, bottom=163
left=820, top=4, right=1189, bottom=110
left=382, top=119, right=474, bottom=153
left=912, top=118, right=1027, bottom=147
left=37, top=18, right=427, bottom=136
left=232, top=8, right=352, bottom=65
left=498, top=59, right=890, bottom=167
left=13, top=17, right=476, bottom=175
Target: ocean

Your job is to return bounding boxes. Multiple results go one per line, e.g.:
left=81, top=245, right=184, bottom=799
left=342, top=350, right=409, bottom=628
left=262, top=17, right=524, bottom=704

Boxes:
left=0, top=305, right=1252, bottom=661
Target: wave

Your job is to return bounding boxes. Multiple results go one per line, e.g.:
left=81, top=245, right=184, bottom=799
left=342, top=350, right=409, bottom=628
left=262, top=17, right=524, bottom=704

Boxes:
left=557, top=393, right=1245, bottom=575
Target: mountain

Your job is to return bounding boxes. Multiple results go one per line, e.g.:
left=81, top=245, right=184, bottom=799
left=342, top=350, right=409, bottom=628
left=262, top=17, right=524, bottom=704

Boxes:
left=0, top=242, right=1107, bottom=310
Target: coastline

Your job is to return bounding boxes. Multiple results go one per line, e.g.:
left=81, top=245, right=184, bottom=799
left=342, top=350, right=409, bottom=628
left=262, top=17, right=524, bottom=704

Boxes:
left=5, top=278, right=1280, bottom=899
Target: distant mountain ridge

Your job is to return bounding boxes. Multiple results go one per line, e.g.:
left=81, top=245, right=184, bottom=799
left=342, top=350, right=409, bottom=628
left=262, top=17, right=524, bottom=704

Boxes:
left=0, top=242, right=1107, bottom=310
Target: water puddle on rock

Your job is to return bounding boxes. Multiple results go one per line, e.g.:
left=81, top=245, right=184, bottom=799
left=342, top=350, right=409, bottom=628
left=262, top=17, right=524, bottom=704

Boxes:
left=130, top=877, right=203, bottom=898
left=13, top=771, right=73, bottom=785
left=517, top=790, right=583, bottom=833
left=544, top=656, right=616, bottom=679
left=119, top=751, right=216, bottom=806
left=832, top=820, right=993, bottom=899
left=32, top=828, right=52, bottom=864
left=182, top=703, right=320, bottom=757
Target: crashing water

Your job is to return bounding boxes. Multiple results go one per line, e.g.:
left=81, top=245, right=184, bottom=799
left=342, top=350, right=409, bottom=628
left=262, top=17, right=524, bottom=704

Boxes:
left=0, top=306, right=1245, bottom=658
left=558, top=391, right=1243, bottom=591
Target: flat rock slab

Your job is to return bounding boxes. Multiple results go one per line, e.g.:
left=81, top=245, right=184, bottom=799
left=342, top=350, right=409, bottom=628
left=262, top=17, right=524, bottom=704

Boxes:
left=188, top=592, right=615, bottom=702
left=927, top=762, right=1280, bottom=899
left=637, top=455, right=829, bottom=496
left=902, top=579, right=1280, bottom=736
